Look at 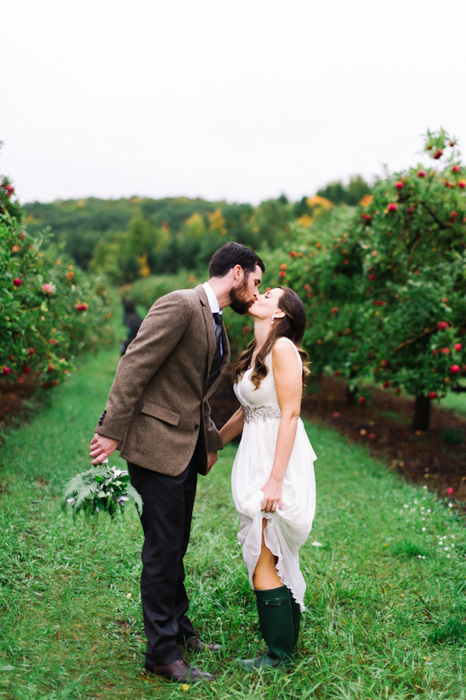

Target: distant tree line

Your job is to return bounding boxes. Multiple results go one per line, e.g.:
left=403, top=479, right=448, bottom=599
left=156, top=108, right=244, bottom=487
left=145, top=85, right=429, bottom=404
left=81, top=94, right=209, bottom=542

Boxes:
left=23, top=176, right=371, bottom=284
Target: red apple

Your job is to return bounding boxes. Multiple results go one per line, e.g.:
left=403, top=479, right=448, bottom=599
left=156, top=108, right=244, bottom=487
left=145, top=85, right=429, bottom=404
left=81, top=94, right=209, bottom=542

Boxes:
left=418, top=170, right=426, bottom=178
left=395, top=181, right=404, bottom=189
left=387, top=203, right=398, bottom=212
left=442, top=348, right=451, bottom=355
left=450, top=364, right=460, bottom=374
left=454, top=343, right=462, bottom=351
left=2, top=366, right=11, bottom=375
left=358, top=396, right=366, bottom=404
left=289, top=251, right=297, bottom=258
left=459, top=180, right=466, bottom=188
left=280, top=264, right=287, bottom=270
left=452, top=165, right=461, bottom=173
left=450, top=211, right=458, bottom=222
left=437, top=321, right=448, bottom=330
left=433, top=149, right=443, bottom=159
left=279, top=271, right=286, bottom=278
left=368, top=273, right=376, bottom=281
left=13, top=277, right=22, bottom=286
left=429, top=391, right=438, bottom=399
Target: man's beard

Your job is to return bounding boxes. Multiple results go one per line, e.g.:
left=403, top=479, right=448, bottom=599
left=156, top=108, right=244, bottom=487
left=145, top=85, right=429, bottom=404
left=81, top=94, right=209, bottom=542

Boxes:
left=230, top=277, right=253, bottom=315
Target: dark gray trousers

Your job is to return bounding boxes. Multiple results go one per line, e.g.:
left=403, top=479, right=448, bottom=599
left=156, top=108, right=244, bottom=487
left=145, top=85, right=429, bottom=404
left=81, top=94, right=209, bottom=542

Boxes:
left=128, top=456, right=198, bottom=666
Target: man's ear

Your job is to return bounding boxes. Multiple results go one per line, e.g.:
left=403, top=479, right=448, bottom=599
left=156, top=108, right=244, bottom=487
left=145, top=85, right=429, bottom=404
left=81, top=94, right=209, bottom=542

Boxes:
left=232, top=264, right=244, bottom=281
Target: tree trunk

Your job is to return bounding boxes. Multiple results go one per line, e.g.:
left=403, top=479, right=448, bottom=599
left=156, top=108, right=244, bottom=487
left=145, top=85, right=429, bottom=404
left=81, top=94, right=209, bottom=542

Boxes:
left=346, top=369, right=358, bottom=405
left=412, top=395, right=431, bottom=431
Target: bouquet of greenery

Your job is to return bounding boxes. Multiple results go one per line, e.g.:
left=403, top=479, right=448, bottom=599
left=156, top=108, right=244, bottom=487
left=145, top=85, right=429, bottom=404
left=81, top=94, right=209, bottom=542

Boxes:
left=62, top=462, right=143, bottom=521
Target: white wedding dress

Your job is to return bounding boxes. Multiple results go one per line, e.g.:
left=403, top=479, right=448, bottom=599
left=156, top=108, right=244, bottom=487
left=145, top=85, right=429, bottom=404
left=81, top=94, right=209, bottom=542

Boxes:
left=231, top=337, right=317, bottom=610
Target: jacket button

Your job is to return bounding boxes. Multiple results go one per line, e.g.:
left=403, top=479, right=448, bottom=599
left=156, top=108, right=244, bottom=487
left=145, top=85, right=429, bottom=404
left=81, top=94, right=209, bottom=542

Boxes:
left=194, top=424, right=199, bottom=430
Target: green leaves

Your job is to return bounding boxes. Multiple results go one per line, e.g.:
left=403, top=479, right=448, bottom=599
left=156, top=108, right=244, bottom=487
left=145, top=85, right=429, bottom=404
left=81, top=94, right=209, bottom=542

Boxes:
left=62, top=465, right=143, bottom=522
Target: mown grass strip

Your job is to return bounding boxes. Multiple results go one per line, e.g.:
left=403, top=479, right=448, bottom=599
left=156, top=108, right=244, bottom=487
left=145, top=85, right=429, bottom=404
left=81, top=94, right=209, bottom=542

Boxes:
left=1, top=346, right=465, bottom=700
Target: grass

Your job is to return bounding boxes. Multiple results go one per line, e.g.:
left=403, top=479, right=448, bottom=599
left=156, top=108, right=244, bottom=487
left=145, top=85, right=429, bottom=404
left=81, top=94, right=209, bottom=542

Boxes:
left=1, top=346, right=465, bottom=699
left=439, top=392, right=466, bottom=418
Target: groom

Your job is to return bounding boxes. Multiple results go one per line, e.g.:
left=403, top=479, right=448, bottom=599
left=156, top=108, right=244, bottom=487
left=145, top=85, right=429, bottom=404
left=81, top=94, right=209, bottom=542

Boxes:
left=90, top=243, right=264, bottom=682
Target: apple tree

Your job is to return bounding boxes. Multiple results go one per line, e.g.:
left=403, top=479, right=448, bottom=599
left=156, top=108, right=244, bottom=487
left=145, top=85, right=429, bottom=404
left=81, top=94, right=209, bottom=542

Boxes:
left=276, top=129, right=466, bottom=430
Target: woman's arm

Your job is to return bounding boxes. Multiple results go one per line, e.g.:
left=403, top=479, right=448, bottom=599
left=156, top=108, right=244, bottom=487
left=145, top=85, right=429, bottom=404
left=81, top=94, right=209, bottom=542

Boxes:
left=261, top=341, right=302, bottom=512
left=219, top=407, right=244, bottom=446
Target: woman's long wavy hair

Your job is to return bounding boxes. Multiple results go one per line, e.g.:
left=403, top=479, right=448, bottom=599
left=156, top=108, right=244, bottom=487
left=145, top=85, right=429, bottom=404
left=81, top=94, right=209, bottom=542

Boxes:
left=232, top=287, right=310, bottom=389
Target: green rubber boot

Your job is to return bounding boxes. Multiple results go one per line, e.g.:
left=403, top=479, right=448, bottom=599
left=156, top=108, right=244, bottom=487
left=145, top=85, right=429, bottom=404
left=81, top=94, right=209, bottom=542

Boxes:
left=289, top=590, right=301, bottom=651
left=238, top=586, right=294, bottom=671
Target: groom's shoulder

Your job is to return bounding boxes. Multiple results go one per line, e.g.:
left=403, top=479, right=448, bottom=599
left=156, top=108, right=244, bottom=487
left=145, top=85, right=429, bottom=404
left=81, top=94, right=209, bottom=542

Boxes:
left=151, top=285, right=205, bottom=312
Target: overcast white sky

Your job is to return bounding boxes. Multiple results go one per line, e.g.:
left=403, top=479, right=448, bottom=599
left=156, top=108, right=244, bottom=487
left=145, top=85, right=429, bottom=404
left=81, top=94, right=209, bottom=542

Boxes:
left=2, top=0, right=465, bottom=205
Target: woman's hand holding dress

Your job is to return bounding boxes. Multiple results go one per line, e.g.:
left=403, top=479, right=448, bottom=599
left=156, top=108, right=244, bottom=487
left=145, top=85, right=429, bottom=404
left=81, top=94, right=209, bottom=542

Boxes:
left=260, top=476, right=283, bottom=511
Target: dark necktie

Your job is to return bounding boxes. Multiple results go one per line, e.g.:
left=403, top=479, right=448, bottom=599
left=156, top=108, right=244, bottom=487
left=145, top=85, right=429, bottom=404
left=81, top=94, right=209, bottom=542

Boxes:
left=208, top=312, right=223, bottom=388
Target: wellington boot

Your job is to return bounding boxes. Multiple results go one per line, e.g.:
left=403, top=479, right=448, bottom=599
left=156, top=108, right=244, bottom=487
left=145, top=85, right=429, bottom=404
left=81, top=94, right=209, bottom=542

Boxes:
left=288, top=590, right=301, bottom=650
left=237, top=653, right=281, bottom=671
left=238, top=586, right=294, bottom=671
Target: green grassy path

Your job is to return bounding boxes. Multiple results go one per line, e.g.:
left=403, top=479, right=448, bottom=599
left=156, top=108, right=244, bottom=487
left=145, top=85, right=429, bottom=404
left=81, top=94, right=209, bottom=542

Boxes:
left=1, top=347, right=465, bottom=700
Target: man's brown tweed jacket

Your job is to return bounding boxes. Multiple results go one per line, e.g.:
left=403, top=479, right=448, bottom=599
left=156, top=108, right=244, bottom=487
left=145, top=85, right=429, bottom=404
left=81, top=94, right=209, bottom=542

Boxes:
left=94, top=284, right=230, bottom=476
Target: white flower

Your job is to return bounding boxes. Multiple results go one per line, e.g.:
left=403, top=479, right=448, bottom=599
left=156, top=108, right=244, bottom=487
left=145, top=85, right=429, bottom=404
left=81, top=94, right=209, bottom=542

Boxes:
left=311, top=541, right=323, bottom=547
left=111, top=467, right=127, bottom=478
left=67, top=497, right=75, bottom=505
left=422, top=527, right=426, bottom=532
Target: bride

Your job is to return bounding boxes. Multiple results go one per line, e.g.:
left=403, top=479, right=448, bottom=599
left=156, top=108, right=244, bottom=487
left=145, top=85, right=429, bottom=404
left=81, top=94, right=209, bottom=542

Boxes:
left=220, top=286, right=317, bottom=670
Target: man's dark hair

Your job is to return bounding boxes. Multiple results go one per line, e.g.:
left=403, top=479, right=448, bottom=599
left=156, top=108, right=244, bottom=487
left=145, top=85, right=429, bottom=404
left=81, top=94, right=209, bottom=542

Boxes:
left=209, top=242, right=265, bottom=278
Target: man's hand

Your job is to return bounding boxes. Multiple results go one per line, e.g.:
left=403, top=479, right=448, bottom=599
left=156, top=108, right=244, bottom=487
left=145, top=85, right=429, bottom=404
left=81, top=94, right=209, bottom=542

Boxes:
left=90, top=433, right=119, bottom=465
left=206, top=451, right=218, bottom=474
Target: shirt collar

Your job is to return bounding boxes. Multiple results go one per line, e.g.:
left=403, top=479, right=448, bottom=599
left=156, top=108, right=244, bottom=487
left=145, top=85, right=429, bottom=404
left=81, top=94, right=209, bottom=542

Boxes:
left=203, top=282, right=221, bottom=315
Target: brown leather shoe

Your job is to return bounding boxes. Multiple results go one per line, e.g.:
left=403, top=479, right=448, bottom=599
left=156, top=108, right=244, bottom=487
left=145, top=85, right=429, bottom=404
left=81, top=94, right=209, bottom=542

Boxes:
left=145, top=657, right=214, bottom=682
left=184, top=636, right=222, bottom=653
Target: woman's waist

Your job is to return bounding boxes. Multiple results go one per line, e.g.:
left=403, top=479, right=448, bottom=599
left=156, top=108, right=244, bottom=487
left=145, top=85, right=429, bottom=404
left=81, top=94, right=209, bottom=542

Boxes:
left=242, top=404, right=282, bottom=423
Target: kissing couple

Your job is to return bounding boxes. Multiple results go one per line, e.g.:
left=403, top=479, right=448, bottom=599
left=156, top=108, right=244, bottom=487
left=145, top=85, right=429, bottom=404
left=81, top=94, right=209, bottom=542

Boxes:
left=90, top=242, right=317, bottom=682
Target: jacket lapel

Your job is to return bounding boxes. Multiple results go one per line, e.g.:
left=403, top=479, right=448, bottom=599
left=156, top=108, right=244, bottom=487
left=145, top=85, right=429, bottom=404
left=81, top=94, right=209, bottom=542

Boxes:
left=195, top=285, right=217, bottom=389
left=206, top=320, right=231, bottom=398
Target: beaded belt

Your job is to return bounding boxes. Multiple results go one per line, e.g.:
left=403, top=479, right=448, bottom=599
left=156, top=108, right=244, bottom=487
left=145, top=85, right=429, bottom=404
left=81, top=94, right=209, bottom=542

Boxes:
left=243, top=405, right=282, bottom=423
